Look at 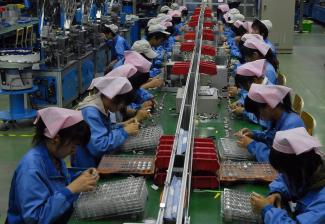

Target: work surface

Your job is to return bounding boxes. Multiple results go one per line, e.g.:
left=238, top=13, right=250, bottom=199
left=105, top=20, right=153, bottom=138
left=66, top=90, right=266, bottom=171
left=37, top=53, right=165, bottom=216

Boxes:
left=0, top=18, right=38, bottom=36
left=69, top=90, right=268, bottom=224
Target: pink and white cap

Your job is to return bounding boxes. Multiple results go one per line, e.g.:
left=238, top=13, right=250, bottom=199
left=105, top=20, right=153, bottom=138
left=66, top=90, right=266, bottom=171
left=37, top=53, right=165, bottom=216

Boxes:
left=234, top=20, right=244, bottom=28
left=90, top=77, right=133, bottom=99
left=244, top=38, right=270, bottom=56
left=124, top=51, right=152, bottom=73
left=241, top=33, right=263, bottom=42
left=105, top=64, right=138, bottom=78
left=248, top=84, right=291, bottom=108
left=218, top=4, right=229, bottom=13
left=168, top=10, right=182, bottom=18
left=242, top=21, right=252, bottom=33
left=237, top=59, right=266, bottom=78
left=179, top=6, right=187, bottom=12
left=161, top=21, right=173, bottom=27
left=273, top=127, right=323, bottom=156
left=34, top=107, right=84, bottom=138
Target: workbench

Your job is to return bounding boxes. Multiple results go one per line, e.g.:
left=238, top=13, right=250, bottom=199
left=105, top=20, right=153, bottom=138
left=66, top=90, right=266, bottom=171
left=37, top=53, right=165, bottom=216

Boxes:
left=0, top=18, right=38, bottom=36
left=69, top=90, right=269, bottom=224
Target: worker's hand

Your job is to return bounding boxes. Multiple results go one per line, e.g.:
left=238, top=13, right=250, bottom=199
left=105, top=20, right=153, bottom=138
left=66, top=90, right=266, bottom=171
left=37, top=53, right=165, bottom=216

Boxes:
left=135, top=109, right=151, bottom=122
left=231, top=105, right=244, bottom=115
left=267, top=193, right=282, bottom=208
left=236, top=128, right=253, bottom=138
left=235, top=134, right=253, bottom=148
left=228, top=86, right=239, bottom=97
left=229, top=101, right=239, bottom=110
left=235, top=36, right=241, bottom=44
left=151, top=78, right=165, bottom=88
left=142, top=101, right=153, bottom=109
left=122, top=118, right=136, bottom=126
left=250, top=192, right=273, bottom=214
left=124, top=122, right=139, bottom=136
left=67, top=168, right=99, bottom=193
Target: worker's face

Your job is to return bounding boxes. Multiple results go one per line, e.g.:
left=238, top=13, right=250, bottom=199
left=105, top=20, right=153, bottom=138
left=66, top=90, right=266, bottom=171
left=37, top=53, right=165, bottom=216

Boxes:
left=104, top=32, right=114, bottom=40
left=51, top=136, right=79, bottom=159
left=259, top=105, right=273, bottom=120
left=251, top=26, right=259, bottom=35
left=245, top=52, right=260, bottom=62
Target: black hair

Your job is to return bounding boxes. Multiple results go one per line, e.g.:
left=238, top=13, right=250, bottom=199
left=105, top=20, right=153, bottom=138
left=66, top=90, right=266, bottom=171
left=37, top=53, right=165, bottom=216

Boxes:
left=110, top=90, right=137, bottom=107
left=101, top=25, right=116, bottom=37
left=269, top=148, right=323, bottom=196
left=252, top=19, right=268, bottom=39
left=172, top=16, right=182, bottom=25
left=228, top=1, right=241, bottom=9
left=244, top=92, right=293, bottom=119
left=241, top=45, right=278, bottom=71
left=235, top=75, right=254, bottom=91
left=230, top=25, right=247, bottom=37
left=166, top=25, right=175, bottom=36
left=181, top=9, right=188, bottom=17
left=147, top=32, right=168, bottom=42
left=32, top=118, right=90, bottom=147
left=128, top=72, right=150, bottom=89
left=144, top=26, right=149, bottom=37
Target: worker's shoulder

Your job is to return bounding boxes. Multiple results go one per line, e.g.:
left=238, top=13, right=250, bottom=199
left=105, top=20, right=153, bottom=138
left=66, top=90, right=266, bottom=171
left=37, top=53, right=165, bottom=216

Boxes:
left=17, top=146, right=48, bottom=171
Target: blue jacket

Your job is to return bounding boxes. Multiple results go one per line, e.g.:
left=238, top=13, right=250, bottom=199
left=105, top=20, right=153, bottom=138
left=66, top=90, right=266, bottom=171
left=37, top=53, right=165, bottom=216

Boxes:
left=247, top=112, right=304, bottom=162
left=174, top=22, right=184, bottom=36
left=7, top=145, right=78, bottom=224
left=72, top=107, right=128, bottom=168
left=109, top=34, right=130, bottom=61
left=262, top=174, right=325, bottom=224
left=128, top=88, right=153, bottom=110
left=265, top=61, right=277, bottom=84
left=112, top=58, right=125, bottom=69
left=265, top=38, right=276, bottom=55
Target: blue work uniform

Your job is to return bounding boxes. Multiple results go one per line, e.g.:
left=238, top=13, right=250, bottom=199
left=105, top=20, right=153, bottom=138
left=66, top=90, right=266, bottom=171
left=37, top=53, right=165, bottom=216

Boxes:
left=264, top=61, right=277, bottom=84
left=247, top=112, right=305, bottom=162
left=174, top=22, right=184, bottom=35
left=108, top=34, right=130, bottom=61
left=262, top=173, right=325, bottom=224
left=72, top=107, right=128, bottom=168
left=7, top=145, right=78, bottom=224
left=112, top=58, right=125, bottom=69
left=128, top=88, right=153, bottom=110
left=265, top=38, right=276, bottom=55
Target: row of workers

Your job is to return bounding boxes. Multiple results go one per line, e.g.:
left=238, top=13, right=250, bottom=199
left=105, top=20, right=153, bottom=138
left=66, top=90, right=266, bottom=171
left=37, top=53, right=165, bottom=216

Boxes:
left=5, top=2, right=189, bottom=224
left=217, top=3, right=325, bottom=224
left=5, top=3, right=325, bottom=224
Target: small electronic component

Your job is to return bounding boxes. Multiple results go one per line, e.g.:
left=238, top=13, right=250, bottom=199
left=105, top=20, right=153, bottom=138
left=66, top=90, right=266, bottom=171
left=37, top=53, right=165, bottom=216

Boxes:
left=218, top=138, right=254, bottom=161
left=97, top=155, right=155, bottom=175
left=221, top=188, right=262, bottom=223
left=73, top=177, right=148, bottom=220
left=219, top=161, right=278, bottom=183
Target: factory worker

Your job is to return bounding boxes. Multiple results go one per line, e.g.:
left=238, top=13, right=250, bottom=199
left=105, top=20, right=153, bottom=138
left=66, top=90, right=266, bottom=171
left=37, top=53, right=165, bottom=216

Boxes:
left=160, top=5, right=171, bottom=14
left=235, top=84, right=304, bottom=162
left=168, top=10, right=184, bottom=35
left=229, top=59, right=272, bottom=128
left=102, top=24, right=130, bottom=65
left=217, top=3, right=230, bottom=17
left=7, top=107, right=98, bottom=224
left=251, top=19, right=276, bottom=54
left=251, top=127, right=325, bottom=224
left=72, top=77, right=139, bottom=168
left=106, top=62, right=153, bottom=116
left=242, top=38, right=278, bottom=84
left=179, top=6, right=188, bottom=18
left=170, top=3, right=179, bottom=10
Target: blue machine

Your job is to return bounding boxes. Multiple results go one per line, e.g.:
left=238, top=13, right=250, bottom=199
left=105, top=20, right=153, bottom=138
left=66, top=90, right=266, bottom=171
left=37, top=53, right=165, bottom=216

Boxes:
left=31, top=61, right=79, bottom=108
left=94, top=42, right=109, bottom=77
left=78, top=51, right=95, bottom=94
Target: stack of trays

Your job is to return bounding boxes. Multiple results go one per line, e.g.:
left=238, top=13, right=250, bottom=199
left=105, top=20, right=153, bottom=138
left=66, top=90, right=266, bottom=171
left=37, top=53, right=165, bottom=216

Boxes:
left=218, top=138, right=254, bottom=161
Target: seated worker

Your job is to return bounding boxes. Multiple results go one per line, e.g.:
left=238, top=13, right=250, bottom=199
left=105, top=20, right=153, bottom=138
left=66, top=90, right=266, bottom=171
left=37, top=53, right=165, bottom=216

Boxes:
left=229, top=59, right=272, bottom=128
left=102, top=24, right=130, bottom=69
left=160, top=5, right=171, bottom=14
left=242, top=38, right=278, bottom=84
left=251, top=19, right=276, bottom=54
left=6, top=107, right=98, bottom=224
left=170, top=3, right=179, bottom=10
left=105, top=64, right=152, bottom=122
left=251, top=127, right=325, bottom=224
left=235, top=84, right=304, bottom=162
left=217, top=3, right=230, bottom=21
left=72, top=77, right=139, bottom=168
left=168, top=10, right=184, bottom=36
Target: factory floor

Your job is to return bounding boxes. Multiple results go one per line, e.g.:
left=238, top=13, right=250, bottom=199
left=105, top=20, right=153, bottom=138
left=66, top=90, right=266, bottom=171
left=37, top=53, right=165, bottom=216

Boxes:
left=0, top=24, right=324, bottom=222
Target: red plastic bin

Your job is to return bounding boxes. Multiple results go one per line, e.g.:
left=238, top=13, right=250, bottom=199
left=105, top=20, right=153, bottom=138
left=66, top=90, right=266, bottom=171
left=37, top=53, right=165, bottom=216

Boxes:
left=188, top=21, right=198, bottom=27
left=201, top=45, right=216, bottom=56
left=203, top=21, right=214, bottom=28
left=155, top=156, right=171, bottom=170
left=180, top=42, right=195, bottom=52
left=184, top=32, right=196, bottom=40
left=171, top=62, right=190, bottom=75
left=194, top=146, right=216, bottom=154
left=200, top=61, right=217, bottom=75
left=203, top=32, right=215, bottom=41
left=191, top=176, right=219, bottom=189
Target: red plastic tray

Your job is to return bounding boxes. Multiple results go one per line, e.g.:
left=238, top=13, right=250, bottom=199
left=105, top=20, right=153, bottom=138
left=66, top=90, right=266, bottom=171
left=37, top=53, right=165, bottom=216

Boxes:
left=188, top=21, right=198, bottom=27
left=184, top=32, right=196, bottom=40
left=203, top=21, right=214, bottom=28
left=200, top=61, right=217, bottom=75
left=171, top=62, right=190, bottom=75
left=180, top=42, right=195, bottom=51
left=203, top=32, right=215, bottom=41
left=154, top=172, right=219, bottom=189
left=201, top=45, right=216, bottom=56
